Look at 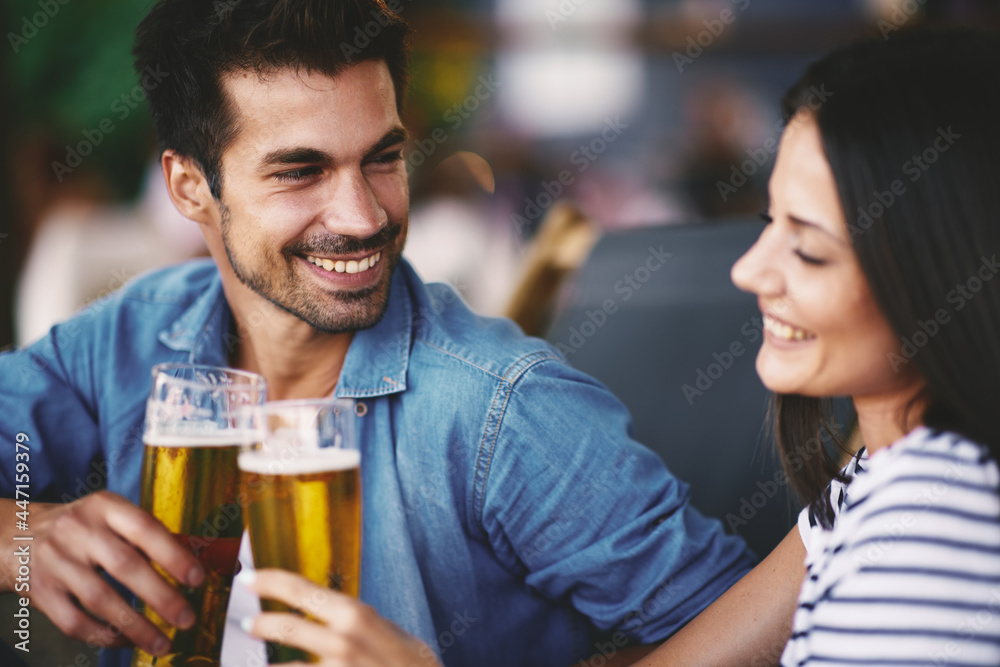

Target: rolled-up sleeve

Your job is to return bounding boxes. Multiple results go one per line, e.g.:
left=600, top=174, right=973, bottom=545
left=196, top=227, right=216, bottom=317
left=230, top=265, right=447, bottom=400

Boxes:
left=0, top=322, right=102, bottom=502
left=476, top=356, right=756, bottom=642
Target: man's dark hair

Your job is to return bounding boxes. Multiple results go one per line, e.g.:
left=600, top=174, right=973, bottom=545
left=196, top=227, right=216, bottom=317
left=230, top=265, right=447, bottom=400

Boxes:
left=133, top=0, right=411, bottom=199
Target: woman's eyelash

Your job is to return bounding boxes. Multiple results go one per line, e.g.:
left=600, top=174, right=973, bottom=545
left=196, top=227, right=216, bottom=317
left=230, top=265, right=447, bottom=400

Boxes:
left=761, top=212, right=826, bottom=265
left=795, top=249, right=826, bottom=266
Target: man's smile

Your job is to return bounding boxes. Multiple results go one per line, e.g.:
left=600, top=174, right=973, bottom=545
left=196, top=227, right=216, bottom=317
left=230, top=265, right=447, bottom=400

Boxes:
left=304, top=251, right=382, bottom=274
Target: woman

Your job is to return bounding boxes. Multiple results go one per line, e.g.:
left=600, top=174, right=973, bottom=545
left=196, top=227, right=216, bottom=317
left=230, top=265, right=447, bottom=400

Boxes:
left=638, top=26, right=1000, bottom=666
left=240, top=28, right=1000, bottom=666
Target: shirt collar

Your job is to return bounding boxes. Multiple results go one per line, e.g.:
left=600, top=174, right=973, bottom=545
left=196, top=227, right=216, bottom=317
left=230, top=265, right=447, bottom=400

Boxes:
left=335, top=263, right=411, bottom=398
left=157, top=270, right=231, bottom=367
left=156, top=263, right=411, bottom=397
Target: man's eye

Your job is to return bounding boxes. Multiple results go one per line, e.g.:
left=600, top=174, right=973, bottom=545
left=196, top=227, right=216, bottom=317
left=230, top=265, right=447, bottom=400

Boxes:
left=370, top=151, right=403, bottom=166
left=274, top=167, right=321, bottom=182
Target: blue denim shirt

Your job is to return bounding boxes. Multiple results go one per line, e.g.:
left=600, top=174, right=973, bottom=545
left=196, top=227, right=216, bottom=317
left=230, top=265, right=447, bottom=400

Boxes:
left=0, top=259, right=754, bottom=666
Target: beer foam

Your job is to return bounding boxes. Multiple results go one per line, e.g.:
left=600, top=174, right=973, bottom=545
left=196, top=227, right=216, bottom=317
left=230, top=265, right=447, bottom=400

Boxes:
left=144, top=433, right=257, bottom=448
left=238, top=448, right=360, bottom=475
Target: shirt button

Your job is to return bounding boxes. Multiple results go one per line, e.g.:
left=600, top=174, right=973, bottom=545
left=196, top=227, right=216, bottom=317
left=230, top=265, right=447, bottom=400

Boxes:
left=355, top=402, right=368, bottom=417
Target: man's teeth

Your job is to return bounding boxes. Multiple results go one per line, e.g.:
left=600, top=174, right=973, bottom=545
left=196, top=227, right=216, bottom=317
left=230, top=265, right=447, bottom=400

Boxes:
left=763, top=314, right=816, bottom=341
left=306, top=252, right=382, bottom=274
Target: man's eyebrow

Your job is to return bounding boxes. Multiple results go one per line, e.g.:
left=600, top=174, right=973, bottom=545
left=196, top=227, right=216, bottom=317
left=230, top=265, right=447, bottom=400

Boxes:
left=257, top=128, right=408, bottom=168
left=363, top=127, right=408, bottom=160
left=259, top=147, right=333, bottom=168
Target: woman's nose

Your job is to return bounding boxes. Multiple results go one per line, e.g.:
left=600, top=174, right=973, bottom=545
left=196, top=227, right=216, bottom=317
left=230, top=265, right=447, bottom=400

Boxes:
left=731, top=225, right=784, bottom=298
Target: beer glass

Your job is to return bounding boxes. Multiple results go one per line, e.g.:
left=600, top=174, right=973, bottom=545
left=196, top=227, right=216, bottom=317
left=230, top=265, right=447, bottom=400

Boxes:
left=132, top=363, right=266, bottom=667
left=237, top=399, right=360, bottom=664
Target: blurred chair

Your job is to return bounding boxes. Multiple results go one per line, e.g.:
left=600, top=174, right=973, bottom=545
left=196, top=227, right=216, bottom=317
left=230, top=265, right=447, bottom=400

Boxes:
left=545, top=218, right=797, bottom=558
left=504, top=202, right=598, bottom=337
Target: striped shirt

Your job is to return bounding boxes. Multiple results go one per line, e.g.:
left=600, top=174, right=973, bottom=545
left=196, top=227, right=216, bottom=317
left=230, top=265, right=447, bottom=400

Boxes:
left=782, top=427, right=1000, bottom=667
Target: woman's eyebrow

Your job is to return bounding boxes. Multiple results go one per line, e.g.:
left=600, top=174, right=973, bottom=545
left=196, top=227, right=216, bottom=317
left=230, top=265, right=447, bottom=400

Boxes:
left=788, top=214, right=849, bottom=246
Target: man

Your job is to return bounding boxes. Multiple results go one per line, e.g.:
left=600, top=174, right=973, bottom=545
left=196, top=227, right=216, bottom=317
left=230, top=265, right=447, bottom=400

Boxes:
left=0, top=1, right=755, bottom=665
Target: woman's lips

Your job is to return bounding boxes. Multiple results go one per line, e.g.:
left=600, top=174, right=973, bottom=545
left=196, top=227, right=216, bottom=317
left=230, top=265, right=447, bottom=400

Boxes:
left=763, top=312, right=817, bottom=342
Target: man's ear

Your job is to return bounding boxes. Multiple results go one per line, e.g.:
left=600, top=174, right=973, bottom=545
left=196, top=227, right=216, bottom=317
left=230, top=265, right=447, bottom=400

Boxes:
left=162, top=150, right=219, bottom=225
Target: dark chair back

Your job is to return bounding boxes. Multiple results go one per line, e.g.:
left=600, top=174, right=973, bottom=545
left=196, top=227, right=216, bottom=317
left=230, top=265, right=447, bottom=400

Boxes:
left=546, top=219, right=797, bottom=558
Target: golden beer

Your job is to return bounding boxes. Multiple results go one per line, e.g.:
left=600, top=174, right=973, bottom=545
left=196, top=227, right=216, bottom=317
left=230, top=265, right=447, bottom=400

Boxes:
left=132, top=435, right=247, bottom=667
left=239, top=447, right=361, bottom=663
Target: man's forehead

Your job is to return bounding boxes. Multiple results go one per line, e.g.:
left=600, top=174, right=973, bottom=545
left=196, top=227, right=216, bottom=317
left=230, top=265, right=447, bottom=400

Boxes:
left=219, top=62, right=400, bottom=158
left=221, top=61, right=394, bottom=108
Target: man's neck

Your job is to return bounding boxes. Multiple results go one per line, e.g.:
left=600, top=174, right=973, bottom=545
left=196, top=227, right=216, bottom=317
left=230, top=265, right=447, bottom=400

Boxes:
left=227, top=295, right=354, bottom=402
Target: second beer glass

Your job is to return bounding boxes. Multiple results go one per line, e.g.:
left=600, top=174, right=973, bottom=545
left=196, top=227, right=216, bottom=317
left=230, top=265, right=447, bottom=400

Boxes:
left=238, top=399, right=361, bottom=664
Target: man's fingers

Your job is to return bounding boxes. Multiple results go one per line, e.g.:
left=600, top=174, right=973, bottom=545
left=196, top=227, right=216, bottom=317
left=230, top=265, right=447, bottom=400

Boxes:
left=31, top=578, right=132, bottom=650
left=97, top=492, right=204, bottom=588
left=52, top=555, right=171, bottom=657
left=85, top=530, right=195, bottom=631
left=46, top=506, right=195, bottom=633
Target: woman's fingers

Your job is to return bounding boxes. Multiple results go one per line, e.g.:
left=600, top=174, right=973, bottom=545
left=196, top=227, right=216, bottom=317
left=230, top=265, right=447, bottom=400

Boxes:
left=246, top=569, right=355, bottom=627
left=246, top=610, right=372, bottom=665
left=245, top=569, right=442, bottom=666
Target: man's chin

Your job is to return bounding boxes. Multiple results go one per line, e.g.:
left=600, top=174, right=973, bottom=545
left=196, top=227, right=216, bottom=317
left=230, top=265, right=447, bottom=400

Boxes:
left=285, top=280, right=393, bottom=335
left=229, top=251, right=398, bottom=335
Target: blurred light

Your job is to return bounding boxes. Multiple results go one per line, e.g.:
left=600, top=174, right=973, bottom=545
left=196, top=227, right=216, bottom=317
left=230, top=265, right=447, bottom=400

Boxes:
left=497, top=47, right=644, bottom=137
left=451, top=152, right=496, bottom=194
left=494, top=0, right=644, bottom=137
left=496, top=0, right=641, bottom=28
left=861, top=0, right=921, bottom=21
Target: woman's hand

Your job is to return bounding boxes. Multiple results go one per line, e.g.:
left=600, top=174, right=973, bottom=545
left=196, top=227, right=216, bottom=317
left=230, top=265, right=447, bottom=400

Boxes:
left=241, top=569, right=443, bottom=667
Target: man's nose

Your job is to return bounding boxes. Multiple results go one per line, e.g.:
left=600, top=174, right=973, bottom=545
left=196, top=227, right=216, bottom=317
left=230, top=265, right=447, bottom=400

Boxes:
left=318, top=169, right=388, bottom=238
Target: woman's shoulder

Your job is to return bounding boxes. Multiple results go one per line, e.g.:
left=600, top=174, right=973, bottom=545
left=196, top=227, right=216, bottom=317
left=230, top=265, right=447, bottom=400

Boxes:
left=841, top=427, right=1000, bottom=541
left=851, top=427, right=999, bottom=500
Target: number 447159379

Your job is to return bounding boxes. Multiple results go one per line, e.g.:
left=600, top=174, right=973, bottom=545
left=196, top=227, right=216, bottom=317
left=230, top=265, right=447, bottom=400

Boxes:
left=15, top=433, right=30, bottom=513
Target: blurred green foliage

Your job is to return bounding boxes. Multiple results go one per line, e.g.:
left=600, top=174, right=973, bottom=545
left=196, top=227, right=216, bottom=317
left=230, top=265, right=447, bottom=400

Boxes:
left=6, top=0, right=156, bottom=199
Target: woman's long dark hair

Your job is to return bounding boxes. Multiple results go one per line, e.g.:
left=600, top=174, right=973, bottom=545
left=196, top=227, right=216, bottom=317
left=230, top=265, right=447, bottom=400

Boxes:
left=775, top=28, right=1000, bottom=524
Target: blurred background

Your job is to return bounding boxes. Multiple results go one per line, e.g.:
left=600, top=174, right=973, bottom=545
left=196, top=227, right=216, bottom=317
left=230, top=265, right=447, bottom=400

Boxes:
left=5, top=0, right=999, bottom=349
left=2, top=0, right=1000, bottom=662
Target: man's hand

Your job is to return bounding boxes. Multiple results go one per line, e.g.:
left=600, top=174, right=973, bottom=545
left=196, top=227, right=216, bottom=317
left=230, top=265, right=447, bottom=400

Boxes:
left=242, top=569, right=443, bottom=666
left=0, top=492, right=205, bottom=657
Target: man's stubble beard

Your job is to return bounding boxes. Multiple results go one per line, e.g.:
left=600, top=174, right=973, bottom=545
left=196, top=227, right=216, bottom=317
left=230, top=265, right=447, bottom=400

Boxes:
left=218, top=202, right=405, bottom=335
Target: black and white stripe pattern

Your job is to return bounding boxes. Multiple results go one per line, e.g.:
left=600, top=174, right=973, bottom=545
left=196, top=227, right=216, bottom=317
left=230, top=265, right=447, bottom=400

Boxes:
left=783, top=427, right=1000, bottom=667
